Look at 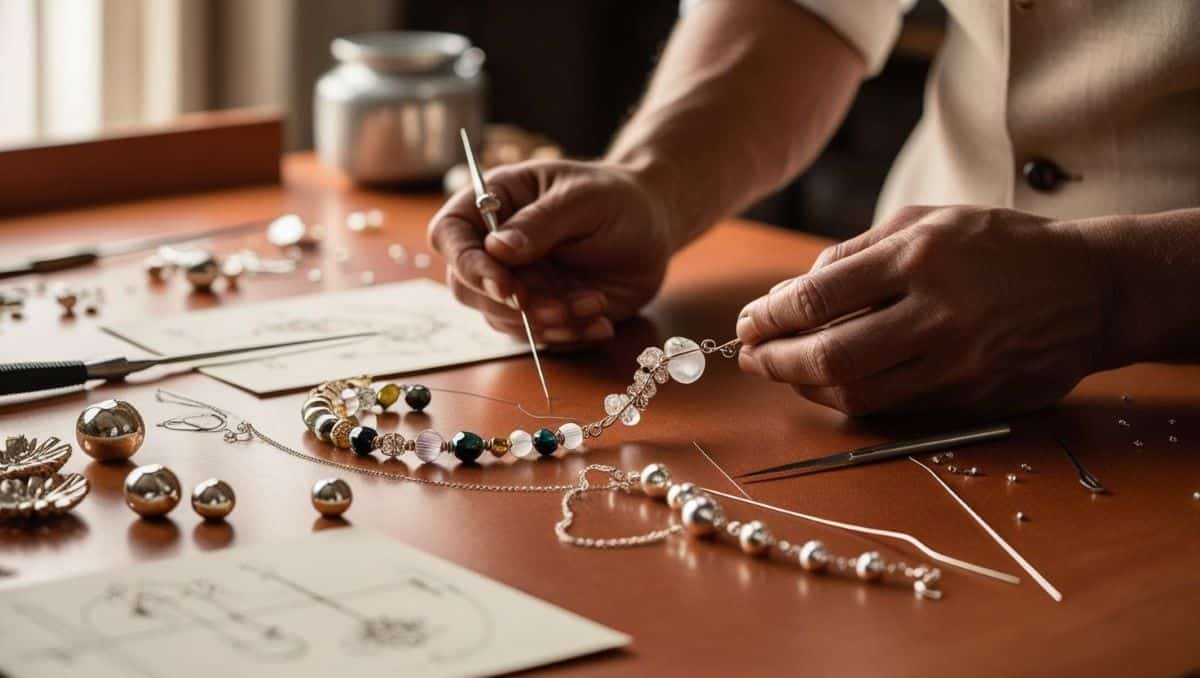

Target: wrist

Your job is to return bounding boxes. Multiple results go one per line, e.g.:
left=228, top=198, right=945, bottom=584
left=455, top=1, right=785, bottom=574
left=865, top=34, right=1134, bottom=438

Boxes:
left=604, top=146, right=690, bottom=252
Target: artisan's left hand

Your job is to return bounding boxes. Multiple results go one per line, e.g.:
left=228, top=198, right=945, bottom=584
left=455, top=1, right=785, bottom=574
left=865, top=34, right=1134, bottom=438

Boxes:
left=736, top=205, right=1109, bottom=416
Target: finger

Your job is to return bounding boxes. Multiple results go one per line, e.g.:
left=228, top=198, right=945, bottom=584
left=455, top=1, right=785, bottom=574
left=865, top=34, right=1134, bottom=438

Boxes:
left=809, top=204, right=943, bottom=272
left=428, top=166, right=535, bottom=304
left=483, top=181, right=602, bottom=268
left=795, top=356, right=943, bottom=416
left=737, top=235, right=909, bottom=346
left=448, top=268, right=581, bottom=328
left=738, top=298, right=927, bottom=386
left=487, top=314, right=614, bottom=345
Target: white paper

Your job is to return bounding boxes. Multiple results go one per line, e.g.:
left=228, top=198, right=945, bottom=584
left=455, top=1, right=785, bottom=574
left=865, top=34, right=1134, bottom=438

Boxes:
left=0, top=529, right=629, bottom=678
left=104, top=279, right=530, bottom=393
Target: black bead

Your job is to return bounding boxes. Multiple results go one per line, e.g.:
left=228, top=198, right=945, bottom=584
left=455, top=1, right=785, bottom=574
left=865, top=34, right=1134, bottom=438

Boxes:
left=451, top=431, right=484, bottom=463
left=532, top=428, right=559, bottom=456
left=315, top=414, right=338, bottom=440
left=405, top=384, right=432, bottom=411
left=349, top=426, right=377, bottom=456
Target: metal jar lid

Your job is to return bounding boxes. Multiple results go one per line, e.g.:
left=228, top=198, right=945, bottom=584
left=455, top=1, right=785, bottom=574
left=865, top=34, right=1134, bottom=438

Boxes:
left=331, top=31, right=482, bottom=75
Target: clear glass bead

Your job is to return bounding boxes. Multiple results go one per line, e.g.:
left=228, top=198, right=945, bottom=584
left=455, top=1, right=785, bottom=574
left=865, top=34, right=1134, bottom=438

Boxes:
left=509, top=429, right=537, bottom=460
left=354, top=387, right=377, bottom=413
left=637, top=347, right=665, bottom=370
left=558, top=423, right=584, bottom=450
left=663, top=336, right=705, bottom=384
left=620, top=405, right=641, bottom=426
left=414, top=429, right=444, bottom=463
left=629, top=373, right=657, bottom=398
left=604, top=393, right=628, bottom=416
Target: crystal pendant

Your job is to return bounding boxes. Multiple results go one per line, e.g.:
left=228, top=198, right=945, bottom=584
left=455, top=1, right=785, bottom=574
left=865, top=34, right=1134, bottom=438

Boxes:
left=663, top=336, right=705, bottom=384
left=558, top=423, right=584, bottom=450
left=414, top=430, right=444, bottom=463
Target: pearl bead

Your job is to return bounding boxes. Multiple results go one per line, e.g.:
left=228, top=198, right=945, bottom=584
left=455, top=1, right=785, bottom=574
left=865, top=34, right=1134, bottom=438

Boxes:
left=663, top=336, right=705, bottom=384
left=311, top=478, right=352, bottom=517
left=123, top=464, right=181, bottom=518
left=509, top=430, right=537, bottom=460
left=414, top=430, right=444, bottom=463
left=738, top=520, right=772, bottom=556
left=798, top=540, right=828, bottom=572
left=191, top=478, right=235, bottom=521
left=680, top=496, right=722, bottom=538
left=558, top=422, right=584, bottom=450
left=855, top=551, right=884, bottom=581
left=666, top=482, right=698, bottom=510
left=639, top=463, right=672, bottom=498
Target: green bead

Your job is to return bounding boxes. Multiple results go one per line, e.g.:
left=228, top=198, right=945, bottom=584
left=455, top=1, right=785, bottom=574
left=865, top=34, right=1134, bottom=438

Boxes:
left=451, top=431, right=484, bottom=463
left=405, top=384, right=432, bottom=411
left=532, top=428, right=558, bottom=457
left=377, top=383, right=401, bottom=409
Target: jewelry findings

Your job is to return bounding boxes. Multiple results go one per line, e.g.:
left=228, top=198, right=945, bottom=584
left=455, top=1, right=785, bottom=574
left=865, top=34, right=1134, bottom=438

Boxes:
left=191, top=479, right=236, bottom=521
left=312, top=478, right=352, bottom=517
left=124, top=464, right=182, bottom=518
left=300, top=337, right=741, bottom=465
left=0, top=436, right=90, bottom=521
left=76, top=399, right=146, bottom=462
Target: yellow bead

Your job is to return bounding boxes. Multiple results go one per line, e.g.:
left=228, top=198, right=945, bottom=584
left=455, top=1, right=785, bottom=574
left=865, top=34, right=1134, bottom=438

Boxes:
left=331, top=418, right=356, bottom=449
left=377, top=383, right=401, bottom=409
left=490, top=437, right=511, bottom=457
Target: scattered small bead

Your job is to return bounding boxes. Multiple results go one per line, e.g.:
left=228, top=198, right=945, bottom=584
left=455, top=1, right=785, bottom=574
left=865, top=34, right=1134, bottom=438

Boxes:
left=1117, top=418, right=1129, bottom=427
left=360, top=270, right=375, bottom=285
left=1015, top=512, right=1027, bottom=522
left=1121, top=393, right=1132, bottom=403
left=965, top=467, right=980, bottom=476
left=1192, top=491, right=1200, bottom=501
left=943, top=452, right=954, bottom=460
left=1168, top=418, right=1176, bottom=425
left=1132, top=439, right=1144, bottom=448
left=413, top=253, right=431, bottom=269
left=1019, top=463, right=1033, bottom=472
left=365, top=209, right=384, bottom=228
left=387, top=244, right=407, bottom=262
left=307, top=268, right=323, bottom=283
left=931, top=454, right=944, bottom=465
left=1006, top=473, right=1018, bottom=483
left=346, top=211, right=368, bottom=232
left=1168, top=435, right=1179, bottom=444
left=945, top=465, right=958, bottom=473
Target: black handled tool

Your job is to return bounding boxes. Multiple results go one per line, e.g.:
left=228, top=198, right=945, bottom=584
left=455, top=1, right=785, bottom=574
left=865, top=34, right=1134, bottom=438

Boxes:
left=0, top=332, right=375, bottom=396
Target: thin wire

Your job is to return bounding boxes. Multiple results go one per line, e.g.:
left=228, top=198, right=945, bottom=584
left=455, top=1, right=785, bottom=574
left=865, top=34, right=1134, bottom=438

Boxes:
left=692, top=441, right=1018, bottom=585
left=428, top=387, right=578, bottom=422
left=909, top=457, right=1063, bottom=602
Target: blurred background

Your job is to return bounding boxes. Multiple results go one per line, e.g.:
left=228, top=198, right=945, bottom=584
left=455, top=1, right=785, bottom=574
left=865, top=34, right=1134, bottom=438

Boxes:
left=0, top=0, right=945, bottom=238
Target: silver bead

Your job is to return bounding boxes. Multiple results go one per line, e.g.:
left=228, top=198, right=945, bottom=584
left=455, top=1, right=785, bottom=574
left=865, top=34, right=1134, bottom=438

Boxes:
left=1016, top=511, right=1028, bottom=521
left=311, top=478, right=352, bottom=517
left=123, top=464, right=181, bottom=518
left=797, top=540, right=828, bottom=572
left=76, top=399, right=146, bottom=462
left=639, top=463, right=672, bottom=498
left=191, top=478, right=236, bottom=521
left=737, top=520, right=772, bottom=556
left=913, top=579, right=942, bottom=600
left=854, top=551, right=884, bottom=581
left=680, top=496, right=722, bottom=538
left=185, top=256, right=220, bottom=292
left=144, top=255, right=170, bottom=282
left=55, top=288, right=78, bottom=314
left=1019, top=463, right=1033, bottom=472
left=666, top=482, right=698, bottom=510
left=1006, top=473, right=1018, bottom=483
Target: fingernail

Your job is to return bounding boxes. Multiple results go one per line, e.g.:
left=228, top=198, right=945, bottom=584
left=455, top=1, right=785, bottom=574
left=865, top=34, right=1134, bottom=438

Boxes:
left=534, top=304, right=566, bottom=325
left=543, top=327, right=575, bottom=343
left=491, top=229, right=527, bottom=253
left=581, top=317, right=614, bottom=342
left=483, top=278, right=504, bottom=303
left=570, top=293, right=606, bottom=318
left=736, top=316, right=756, bottom=343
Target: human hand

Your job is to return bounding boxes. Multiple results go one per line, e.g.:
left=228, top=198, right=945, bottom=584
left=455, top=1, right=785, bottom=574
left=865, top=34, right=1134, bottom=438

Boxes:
left=428, top=159, right=674, bottom=345
left=735, top=205, right=1108, bottom=416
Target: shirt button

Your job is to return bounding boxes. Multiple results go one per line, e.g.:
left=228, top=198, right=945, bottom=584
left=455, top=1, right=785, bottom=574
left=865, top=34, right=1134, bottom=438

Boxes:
left=1022, top=158, right=1071, bottom=193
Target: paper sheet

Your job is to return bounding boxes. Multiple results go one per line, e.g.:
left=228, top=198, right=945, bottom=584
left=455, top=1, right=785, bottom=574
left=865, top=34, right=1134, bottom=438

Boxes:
left=104, top=279, right=530, bottom=393
left=0, top=529, right=629, bottom=678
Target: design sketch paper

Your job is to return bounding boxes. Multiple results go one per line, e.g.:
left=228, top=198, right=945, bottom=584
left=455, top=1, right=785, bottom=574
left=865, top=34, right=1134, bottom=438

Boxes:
left=0, top=529, right=629, bottom=678
left=104, top=279, right=530, bottom=393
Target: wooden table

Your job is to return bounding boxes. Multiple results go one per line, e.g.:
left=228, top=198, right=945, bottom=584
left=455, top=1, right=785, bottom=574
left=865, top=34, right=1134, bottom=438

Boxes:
left=2, top=155, right=1197, bottom=676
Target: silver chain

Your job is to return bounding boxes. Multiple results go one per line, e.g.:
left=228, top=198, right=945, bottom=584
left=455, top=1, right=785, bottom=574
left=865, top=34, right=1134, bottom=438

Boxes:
left=554, top=465, right=684, bottom=548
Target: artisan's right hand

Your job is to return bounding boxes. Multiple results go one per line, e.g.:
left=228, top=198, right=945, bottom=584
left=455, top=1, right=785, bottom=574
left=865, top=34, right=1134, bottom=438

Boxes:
left=428, top=159, right=675, bottom=345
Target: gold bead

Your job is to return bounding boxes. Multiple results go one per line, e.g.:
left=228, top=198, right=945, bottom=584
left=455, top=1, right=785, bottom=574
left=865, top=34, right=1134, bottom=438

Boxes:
left=490, top=437, right=511, bottom=457
left=377, top=383, right=401, bottom=409
left=331, top=418, right=356, bottom=449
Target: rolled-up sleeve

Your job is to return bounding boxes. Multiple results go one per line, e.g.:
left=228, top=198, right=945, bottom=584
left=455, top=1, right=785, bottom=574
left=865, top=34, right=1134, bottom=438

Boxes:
left=680, top=0, right=914, bottom=76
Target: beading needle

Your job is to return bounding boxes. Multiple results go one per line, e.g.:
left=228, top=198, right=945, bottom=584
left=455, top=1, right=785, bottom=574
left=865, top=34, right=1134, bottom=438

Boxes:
left=460, top=129, right=552, bottom=407
left=693, top=442, right=1019, bottom=585
left=909, top=456, right=1063, bottom=602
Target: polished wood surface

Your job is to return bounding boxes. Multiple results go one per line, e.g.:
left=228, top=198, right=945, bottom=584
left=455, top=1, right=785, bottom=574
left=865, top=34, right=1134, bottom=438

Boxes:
left=1, top=155, right=1197, bottom=676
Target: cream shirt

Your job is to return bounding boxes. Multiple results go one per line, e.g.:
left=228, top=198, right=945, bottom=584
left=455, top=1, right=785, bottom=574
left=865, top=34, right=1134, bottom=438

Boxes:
left=683, top=0, right=1200, bottom=223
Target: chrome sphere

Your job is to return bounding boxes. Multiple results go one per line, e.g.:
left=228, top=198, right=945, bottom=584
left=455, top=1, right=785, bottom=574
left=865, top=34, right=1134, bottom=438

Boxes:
left=185, top=255, right=220, bottom=292
left=191, top=478, right=236, bottom=521
left=737, top=520, right=773, bottom=556
left=855, top=551, right=885, bottom=581
left=639, top=463, right=672, bottom=498
left=666, top=482, right=698, bottom=510
left=680, top=495, right=722, bottom=538
left=76, top=399, right=146, bottom=462
left=797, top=540, right=829, bottom=572
left=312, top=477, right=353, bottom=517
left=123, top=464, right=181, bottom=518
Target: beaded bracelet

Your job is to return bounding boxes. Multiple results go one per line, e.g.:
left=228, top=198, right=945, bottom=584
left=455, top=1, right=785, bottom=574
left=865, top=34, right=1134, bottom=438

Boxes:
left=299, top=336, right=741, bottom=463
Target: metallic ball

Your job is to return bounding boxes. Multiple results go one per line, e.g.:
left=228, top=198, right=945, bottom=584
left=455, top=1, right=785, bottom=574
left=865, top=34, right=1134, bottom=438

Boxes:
left=737, top=520, right=773, bottom=556
left=798, top=540, right=829, bottom=572
left=312, top=477, right=352, bottom=517
left=76, top=399, right=146, bottom=462
left=639, top=463, right=672, bottom=498
left=143, top=255, right=170, bottom=282
left=185, top=256, right=220, bottom=292
left=855, top=551, right=885, bottom=582
left=123, top=464, right=182, bottom=518
left=55, top=288, right=78, bottom=314
left=666, top=482, right=699, bottom=510
left=680, top=495, right=723, bottom=538
left=191, top=478, right=236, bottom=521
left=1006, top=472, right=1018, bottom=483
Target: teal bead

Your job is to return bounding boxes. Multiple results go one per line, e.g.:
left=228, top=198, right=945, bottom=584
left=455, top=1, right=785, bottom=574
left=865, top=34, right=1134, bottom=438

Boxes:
left=532, top=428, right=558, bottom=457
left=451, top=431, right=484, bottom=463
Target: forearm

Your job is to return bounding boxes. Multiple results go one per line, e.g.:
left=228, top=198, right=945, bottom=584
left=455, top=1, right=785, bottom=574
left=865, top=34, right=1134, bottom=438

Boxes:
left=605, top=0, right=864, bottom=249
left=1079, top=207, right=1200, bottom=366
